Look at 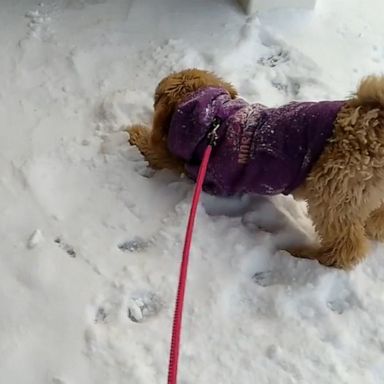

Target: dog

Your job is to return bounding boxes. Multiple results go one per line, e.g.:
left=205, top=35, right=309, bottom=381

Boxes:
left=128, top=68, right=384, bottom=270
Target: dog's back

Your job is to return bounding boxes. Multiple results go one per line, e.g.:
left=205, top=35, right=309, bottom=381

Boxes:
left=168, top=86, right=345, bottom=197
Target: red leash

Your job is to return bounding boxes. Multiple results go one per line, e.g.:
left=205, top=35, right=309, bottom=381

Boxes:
left=167, top=122, right=219, bottom=384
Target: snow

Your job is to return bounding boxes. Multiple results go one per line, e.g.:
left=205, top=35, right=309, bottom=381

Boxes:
left=237, top=0, right=317, bottom=14
left=1, top=0, right=384, bottom=383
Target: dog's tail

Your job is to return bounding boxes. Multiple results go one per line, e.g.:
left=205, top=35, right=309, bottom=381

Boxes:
left=353, top=75, right=384, bottom=107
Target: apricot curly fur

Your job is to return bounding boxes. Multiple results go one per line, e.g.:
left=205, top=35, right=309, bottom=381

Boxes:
left=289, top=102, right=384, bottom=269
left=128, top=70, right=384, bottom=270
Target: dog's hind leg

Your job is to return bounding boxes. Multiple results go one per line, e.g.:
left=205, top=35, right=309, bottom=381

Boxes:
left=365, top=203, right=384, bottom=242
left=288, top=200, right=370, bottom=270
left=288, top=161, right=383, bottom=269
left=288, top=103, right=384, bottom=269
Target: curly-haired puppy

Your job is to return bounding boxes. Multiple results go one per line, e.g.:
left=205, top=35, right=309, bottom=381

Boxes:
left=128, top=68, right=384, bottom=270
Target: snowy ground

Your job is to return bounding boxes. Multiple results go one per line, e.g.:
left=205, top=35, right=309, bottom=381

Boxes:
left=1, top=0, right=384, bottom=383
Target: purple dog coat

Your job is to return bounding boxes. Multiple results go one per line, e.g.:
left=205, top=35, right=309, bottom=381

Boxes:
left=167, top=87, right=345, bottom=196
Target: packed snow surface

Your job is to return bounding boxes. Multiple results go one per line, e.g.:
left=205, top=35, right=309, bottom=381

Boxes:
left=1, top=0, right=384, bottom=383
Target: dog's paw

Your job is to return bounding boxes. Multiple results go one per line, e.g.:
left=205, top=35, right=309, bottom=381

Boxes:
left=286, top=245, right=332, bottom=266
left=365, top=213, right=384, bottom=242
left=127, top=124, right=149, bottom=147
left=285, top=245, right=316, bottom=260
left=365, top=227, right=384, bottom=242
left=287, top=246, right=356, bottom=270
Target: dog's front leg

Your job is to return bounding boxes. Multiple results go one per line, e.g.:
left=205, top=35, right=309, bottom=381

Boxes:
left=365, top=203, right=384, bottom=242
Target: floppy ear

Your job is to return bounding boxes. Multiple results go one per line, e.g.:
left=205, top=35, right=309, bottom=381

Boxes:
left=151, top=97, right=174, bottom=145
left=224, top=82, right=238, bottom=99
left=211, top=75, right=237, bottom=99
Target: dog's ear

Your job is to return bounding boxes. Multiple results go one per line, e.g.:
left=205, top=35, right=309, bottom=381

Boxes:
left=224, top=82, right=238, bottom=99
left=225, top=83, right=238, bottom=99
left=151, top=96, right=175, bottom=145
left=195, top=69, right=238, bottom=99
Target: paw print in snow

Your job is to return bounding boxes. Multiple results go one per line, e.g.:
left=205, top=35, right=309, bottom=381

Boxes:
left=128, top=292, right=163, bottom=323
left=325, top=278, right=360, bottom=315
left=51, top=378, right=67, bottom=384
left=252, top=267, right=299, bottom=287
left=258, top=48, right=290, bottom=68
left=118, top=236, right=149, bottom=252
left=94, top=306, right=108, bottom=323
left=327, top=291, right=359, bottom=315
left=253, top=271, right=274, bottom=287
left=93, top=290, right=162, bottom=324
left=54, top=237, right=76, bottom=257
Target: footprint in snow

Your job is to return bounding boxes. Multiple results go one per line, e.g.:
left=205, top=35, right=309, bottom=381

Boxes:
left=118, top=236, right=149, bottom=252
left=51, top=378, right=67, bottom=384
left=94, top=306, right=108, bottom=323
left=127, top=292, right=163, bottom=323
left=258, top=48, right=290, bottom=68
left=326, top=288, right=360, bottom=315
left=253, top=268, right=360, bottom=315
left=252, top=270, right=293, bottom=287
left=54, top=237, right=76, bottom=257
left=94, top=291, right=162, bottom=324
left=327, top=299, right=350, bottom=315
left=252, top=271, right=275, bottom=287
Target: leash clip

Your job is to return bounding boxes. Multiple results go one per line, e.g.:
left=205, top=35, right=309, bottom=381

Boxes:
left=208, top=119, right=221, bottom=147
